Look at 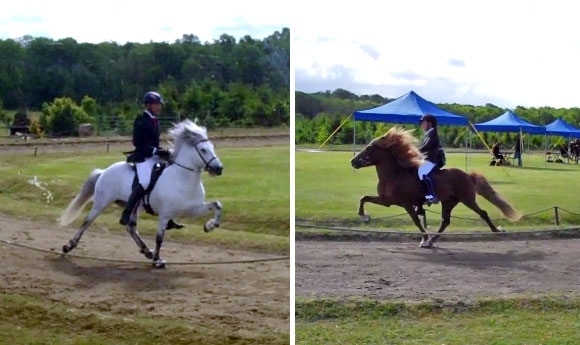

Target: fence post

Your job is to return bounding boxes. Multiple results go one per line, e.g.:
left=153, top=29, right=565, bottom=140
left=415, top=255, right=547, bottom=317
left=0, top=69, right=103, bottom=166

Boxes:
left=33, top=146, right=38, bottom=156
left=554, top=206, right=560, bottom=226
left=106, top=143, right=110, bottom=153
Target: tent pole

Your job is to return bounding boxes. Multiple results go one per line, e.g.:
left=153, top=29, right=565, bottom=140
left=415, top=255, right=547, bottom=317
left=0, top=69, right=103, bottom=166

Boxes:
left=544, top=135, right=547, bottom=167
left=464, top=125, right=468, bottom=172
left=568, top=135, right=571, bottom=164
left=353, top=116, right=356, bottom=156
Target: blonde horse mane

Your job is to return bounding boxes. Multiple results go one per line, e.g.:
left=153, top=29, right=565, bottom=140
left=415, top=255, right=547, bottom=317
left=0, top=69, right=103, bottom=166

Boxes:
left=371, top=127, right=425, bottom=168
left=167, top=119, right=208, bottom=157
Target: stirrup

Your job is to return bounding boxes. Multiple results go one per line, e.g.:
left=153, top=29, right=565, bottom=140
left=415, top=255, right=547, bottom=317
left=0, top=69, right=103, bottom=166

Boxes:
left=425, top=195, right=439, bottom=204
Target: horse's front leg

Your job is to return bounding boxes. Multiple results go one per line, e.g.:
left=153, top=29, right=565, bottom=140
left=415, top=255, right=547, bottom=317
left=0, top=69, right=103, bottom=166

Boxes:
left=188, top=201, right=223, bottom=233
left=358, top=195, right=390, bottom=223
left=415, top=204, right=428, bottom=229
left=403, top=205, right=430, bottom=248
left=152, top=218, right=170, bottom=268
left=126, top=213, right=153, bottom=260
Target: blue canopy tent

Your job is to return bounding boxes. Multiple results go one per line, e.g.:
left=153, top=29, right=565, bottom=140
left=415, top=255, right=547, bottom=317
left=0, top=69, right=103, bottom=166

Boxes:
left=544, top=118, right=580, bottom=138
left=473, top=110, right=546, bottom=166
left=473, top=110, right=546, bottom=134
left=352, top=90, right=471, bottom=170
left=353, top=90, right=469, bottom=126
left=544, top=118, right=580, bottom=163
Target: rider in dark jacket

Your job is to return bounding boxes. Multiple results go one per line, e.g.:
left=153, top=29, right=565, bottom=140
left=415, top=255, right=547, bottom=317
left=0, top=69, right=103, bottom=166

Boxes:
left=120, top=91, right=182, bottom=230
left=417, top=114, right=444, bottom=203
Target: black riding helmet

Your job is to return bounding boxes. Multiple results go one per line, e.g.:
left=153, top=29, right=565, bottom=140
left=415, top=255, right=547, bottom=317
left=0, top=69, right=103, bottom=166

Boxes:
left=419, top=114, right=437, bottom=128
left=143, top=91, right=164, bottom=105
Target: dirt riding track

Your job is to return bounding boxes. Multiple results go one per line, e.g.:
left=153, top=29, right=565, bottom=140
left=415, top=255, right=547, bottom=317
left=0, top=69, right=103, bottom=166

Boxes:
left=296, top=237, right=580, bottom=301
left=0, top=214, right=289, bottom=337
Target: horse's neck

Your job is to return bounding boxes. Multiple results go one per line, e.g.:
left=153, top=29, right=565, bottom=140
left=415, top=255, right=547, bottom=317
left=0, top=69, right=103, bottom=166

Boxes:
left=375, top=160, right=401, bottom=180
left=168, top=154, right=203, bottom=187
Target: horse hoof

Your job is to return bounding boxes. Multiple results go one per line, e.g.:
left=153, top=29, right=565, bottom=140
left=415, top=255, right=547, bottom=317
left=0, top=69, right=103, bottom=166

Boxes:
left=142, top=250, right=153, bottom=259
left=419, top=240, right=432, bottom=249
left=204, top=220, right=215, bottom=233
left=62, top=245, right=70, bottom=253
left=361, top=215, right=371, bottom=223
left=152, top=259, right=166, bottom=269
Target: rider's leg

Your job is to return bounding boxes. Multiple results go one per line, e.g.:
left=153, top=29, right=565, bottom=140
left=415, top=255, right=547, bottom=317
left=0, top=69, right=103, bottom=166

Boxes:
left=423, top=174, right=438, bottom=203
left=166, top=219, right=184, bottom=230
left=418, top=161, right=438, bottom=203
left=120, top=160, right=152, bottom=226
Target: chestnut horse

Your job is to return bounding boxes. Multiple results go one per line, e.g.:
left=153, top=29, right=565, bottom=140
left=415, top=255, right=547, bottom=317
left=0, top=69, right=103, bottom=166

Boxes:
left=350, top=127, right=522, bottom=248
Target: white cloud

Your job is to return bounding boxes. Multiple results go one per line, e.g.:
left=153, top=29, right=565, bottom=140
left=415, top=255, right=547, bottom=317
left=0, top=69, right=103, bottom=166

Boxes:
left=294, top=0, right=580, bottom=108
left=0, top=0, right=289, bottom=44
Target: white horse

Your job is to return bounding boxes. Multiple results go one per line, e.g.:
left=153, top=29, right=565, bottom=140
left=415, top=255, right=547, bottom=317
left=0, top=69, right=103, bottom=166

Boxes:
left=59, top=119, right=224, bottom=268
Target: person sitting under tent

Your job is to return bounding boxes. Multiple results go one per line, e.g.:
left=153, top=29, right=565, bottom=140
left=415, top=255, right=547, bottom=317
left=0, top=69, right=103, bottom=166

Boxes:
left=490, top=142, right=508, bottom=166
left=571, top=140, right=580, bottom=162
left=559, top=144, right=569, bottom=159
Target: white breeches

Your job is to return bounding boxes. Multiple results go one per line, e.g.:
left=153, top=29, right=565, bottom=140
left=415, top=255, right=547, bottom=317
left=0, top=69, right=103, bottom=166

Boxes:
left=418, top=160, right=436, bottom=180
left=136, top=156, right=161, bottom=189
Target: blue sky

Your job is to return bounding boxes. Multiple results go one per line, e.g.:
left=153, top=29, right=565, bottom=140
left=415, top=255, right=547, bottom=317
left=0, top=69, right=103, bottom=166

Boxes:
left=0, top=1, right=288, bottom=44
left=294, top=0, right=580, bottom=108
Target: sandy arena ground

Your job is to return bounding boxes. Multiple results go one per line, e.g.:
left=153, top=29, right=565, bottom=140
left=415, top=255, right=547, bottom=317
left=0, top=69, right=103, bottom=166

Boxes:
left=0, top=214, right=289, bottom=337
left=296, top=238, right=580, bottom=301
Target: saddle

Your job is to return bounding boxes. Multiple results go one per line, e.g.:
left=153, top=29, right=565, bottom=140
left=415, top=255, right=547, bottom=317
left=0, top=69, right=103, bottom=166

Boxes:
left=128, top=161, right=167, bottom=215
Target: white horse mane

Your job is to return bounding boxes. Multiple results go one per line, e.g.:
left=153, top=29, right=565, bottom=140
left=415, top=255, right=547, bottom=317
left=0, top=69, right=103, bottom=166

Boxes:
left=167, top=119, right=208, bottom=156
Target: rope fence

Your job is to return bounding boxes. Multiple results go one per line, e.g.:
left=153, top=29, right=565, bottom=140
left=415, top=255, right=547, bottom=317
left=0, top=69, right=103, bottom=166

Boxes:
left=296, top=206, right=580, bottom=230
left=0, top=239, right=289, bottom=266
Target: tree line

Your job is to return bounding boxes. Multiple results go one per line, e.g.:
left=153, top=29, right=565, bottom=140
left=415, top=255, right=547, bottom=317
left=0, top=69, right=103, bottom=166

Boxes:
left=0, top=28, right=290, bottom=137
left=296, top=89, right=580, bottom=149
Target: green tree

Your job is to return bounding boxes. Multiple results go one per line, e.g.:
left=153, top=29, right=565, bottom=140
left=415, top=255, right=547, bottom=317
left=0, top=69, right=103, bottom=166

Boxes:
left=41, top=97, right=93, bottom=136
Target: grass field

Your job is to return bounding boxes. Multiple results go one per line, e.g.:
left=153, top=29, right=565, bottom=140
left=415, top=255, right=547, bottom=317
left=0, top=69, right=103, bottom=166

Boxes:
left=0, top=293, right=287, bottom=345
left=296, top=297, right=580, bottom=345
left=0, top=144, right=290, bottom=253
left=296, top=149, right=580, bottom=231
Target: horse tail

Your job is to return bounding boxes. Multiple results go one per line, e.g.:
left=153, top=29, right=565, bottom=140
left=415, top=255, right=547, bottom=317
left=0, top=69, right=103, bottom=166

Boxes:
left=470, top=172, right=522, bottom=221
left=59, top=169, right=103, bottom=226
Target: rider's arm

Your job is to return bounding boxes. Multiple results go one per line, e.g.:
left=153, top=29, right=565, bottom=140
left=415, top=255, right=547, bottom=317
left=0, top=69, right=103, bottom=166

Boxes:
left=419, top=131, right=440, bottom=153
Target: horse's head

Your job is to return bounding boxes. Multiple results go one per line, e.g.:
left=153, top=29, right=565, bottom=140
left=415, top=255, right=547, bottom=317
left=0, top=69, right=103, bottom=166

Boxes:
left=168, top=120, right=223, bottom=176
left=351, top=127, right=423, bottom=170
left=351, top=143, right=391, bottom=169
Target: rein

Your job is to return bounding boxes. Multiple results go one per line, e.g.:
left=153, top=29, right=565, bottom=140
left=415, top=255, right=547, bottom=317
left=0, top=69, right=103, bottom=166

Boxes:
left=169, top=138, right=216, bottom=173
left=170, top=159, right=202, bottom=173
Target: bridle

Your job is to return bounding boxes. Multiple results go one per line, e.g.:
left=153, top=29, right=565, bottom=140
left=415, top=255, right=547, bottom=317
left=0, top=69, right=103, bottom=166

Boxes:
left=170, top=138, right=217, bottom=173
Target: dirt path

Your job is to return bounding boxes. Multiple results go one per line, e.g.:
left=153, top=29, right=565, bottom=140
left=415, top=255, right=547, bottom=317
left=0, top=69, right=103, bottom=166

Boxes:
left=0, top=214, right=289, bottom=337
left=0, top=136, right=289, bottom=155
left=296, top=239, right=580, bottom=301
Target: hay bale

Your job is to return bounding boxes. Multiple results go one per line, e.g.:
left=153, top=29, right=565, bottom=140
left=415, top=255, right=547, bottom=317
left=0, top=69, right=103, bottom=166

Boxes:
left=78, top=123, right=94, bottom=137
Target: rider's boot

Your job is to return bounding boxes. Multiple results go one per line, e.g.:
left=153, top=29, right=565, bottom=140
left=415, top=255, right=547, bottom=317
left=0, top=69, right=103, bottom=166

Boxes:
left=166, top=219, right=184, bottom=230
left=120, top=184, right=146, bottom=226
left=422, top=174, right=439, bottom=204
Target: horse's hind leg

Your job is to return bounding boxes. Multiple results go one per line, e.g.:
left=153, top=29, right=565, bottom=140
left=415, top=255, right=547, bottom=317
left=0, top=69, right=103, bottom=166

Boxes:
left=428, top=199, right=459, bottom=247
left=62, top=201, right=107, bottom=254
left=462, top=198, right=503, bottom=233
